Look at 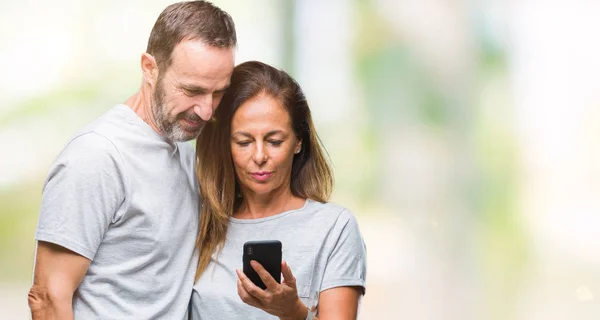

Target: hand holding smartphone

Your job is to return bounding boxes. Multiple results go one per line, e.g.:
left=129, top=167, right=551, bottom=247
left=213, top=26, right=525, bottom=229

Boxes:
left=242, top=240, right=282, bottom=290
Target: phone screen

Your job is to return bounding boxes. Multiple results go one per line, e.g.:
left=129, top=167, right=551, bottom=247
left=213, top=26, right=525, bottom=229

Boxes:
left=242, top=240, right=282, bottom=290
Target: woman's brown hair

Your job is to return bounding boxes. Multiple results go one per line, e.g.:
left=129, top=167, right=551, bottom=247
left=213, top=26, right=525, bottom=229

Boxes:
left=194, top=61, right=333, bottom=279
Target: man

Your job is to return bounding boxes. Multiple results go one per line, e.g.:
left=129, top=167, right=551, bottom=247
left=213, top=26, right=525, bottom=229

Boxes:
left=27, top=1, right=236, bottom=319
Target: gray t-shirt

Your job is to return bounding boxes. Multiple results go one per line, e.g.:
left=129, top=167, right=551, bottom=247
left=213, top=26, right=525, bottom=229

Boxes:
left=190, top=199, right=367, bottom=319
left=35, top=104, right=199, bottom=319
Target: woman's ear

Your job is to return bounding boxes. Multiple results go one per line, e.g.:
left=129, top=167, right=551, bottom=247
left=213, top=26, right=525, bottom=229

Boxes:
left=141, top=53, right=159, bottom=87
left=294, top=140, right=302, bottom=154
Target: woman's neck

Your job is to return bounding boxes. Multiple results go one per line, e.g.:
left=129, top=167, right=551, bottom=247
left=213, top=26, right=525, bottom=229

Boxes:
left=234, top=188, right=306, bottom=220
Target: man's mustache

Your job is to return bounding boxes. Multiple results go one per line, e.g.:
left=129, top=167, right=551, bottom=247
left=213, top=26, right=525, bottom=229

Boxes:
left=179, top=112, right=202, bottom=122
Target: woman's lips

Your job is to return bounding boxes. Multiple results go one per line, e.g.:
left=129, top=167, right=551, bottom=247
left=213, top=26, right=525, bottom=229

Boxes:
left=251, top=171, right=272, bottom=181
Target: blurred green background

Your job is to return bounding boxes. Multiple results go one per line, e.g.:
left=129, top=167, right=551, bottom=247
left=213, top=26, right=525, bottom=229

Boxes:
left=1, top=0, right=600, bottom=319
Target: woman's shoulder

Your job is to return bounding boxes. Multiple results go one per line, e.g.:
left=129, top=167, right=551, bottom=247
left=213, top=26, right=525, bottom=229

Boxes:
left=305, top=200, right=364, bottom=244
left=306, top=199, right=358, bottom=222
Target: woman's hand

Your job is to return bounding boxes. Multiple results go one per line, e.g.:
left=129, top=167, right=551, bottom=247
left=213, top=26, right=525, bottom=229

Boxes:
left=236, top=260, right=308, bottom=320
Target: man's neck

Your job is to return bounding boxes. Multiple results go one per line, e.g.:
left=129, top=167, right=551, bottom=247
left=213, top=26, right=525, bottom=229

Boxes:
left=125, top=86, right=161, bottom=135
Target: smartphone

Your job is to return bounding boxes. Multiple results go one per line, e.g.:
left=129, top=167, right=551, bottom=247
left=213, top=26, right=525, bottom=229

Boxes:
left=243, top=240, right=282, bottom=290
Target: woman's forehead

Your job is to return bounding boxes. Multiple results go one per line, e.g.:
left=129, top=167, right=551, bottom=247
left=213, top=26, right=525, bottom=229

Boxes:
left=231, top=94, right=292, bottom=131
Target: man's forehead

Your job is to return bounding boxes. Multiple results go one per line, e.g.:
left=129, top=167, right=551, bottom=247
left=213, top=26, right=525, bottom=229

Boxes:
left=170, top=41, right=234, bottom=68
left=165, top=42, right=233, bottom=86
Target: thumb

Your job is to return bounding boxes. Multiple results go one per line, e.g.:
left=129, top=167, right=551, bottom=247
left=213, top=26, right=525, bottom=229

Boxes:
left=281, top=261, right=296, bottom=285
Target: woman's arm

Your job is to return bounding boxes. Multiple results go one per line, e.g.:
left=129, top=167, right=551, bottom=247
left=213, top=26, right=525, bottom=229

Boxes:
left=317, top=286, right=362, bottom=320
left=28, top=241, right=91, bottom=320
left=315, top=209, right=366, bottom=320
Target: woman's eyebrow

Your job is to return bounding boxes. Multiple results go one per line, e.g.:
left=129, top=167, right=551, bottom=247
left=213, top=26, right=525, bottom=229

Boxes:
left=231, top=130, right=287, bottom=138
left=231, top=131, right=252, bottom=138
left=264, top=130, right=285, bottom=138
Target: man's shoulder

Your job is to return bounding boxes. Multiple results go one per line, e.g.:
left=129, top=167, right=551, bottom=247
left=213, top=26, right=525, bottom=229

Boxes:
left=75, top=105, right=129, bottom=138
left=58, top=106, right=128, bottom=163
left=55, top=132, right=122, bottom=172
left=62, top=105, right=133, bottom=154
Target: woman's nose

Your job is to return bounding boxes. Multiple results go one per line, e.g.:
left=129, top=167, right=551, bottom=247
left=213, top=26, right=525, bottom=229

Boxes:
left=252, top=146, right=267, bottom=164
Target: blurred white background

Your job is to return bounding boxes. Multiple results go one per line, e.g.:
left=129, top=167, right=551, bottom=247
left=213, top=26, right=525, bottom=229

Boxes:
left=1, top=0, right=599, bottom=319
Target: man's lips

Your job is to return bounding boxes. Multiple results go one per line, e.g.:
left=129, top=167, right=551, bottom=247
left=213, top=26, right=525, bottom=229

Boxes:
left=182, top=118, right=203, bottom=128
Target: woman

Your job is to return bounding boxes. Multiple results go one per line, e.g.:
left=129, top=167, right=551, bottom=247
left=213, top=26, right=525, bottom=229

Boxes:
left=191, top=61, right=366, bottom=319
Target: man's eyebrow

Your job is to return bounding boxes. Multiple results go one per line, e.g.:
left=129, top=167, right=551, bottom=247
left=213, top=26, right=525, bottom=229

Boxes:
left=215, top=83, right=230, bottom=92
left=181, top=84, right=208, bottom=93
left=180, top=83, right=230, bottom=93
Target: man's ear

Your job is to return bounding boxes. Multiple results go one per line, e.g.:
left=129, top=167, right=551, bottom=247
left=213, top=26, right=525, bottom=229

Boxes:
left=141, top=53, right=159, bottom=87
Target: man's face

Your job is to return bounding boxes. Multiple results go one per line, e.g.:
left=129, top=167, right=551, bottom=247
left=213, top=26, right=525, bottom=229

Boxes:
left=152, top=40, right=235, bottom=142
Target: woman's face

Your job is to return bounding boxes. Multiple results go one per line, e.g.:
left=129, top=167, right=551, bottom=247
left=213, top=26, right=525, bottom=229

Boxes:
left=230, top=93, right=301, bottom=198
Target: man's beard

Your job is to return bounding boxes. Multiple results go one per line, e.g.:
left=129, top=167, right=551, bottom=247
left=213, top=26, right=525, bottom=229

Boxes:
left=152, top=79, right=204, bottom=142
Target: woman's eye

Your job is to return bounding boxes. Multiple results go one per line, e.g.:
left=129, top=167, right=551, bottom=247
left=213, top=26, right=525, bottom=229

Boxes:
left=269, top=140, right=283, bottom=146
left=236, top=141, right=251, bottom=147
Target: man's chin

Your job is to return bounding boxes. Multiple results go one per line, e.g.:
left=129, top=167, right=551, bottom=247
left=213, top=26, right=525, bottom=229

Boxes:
left=168, top=126, right=203, bottom=142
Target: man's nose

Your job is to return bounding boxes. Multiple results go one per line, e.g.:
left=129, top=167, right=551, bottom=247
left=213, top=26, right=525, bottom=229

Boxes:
left=193, top=104, right=213, bottom=121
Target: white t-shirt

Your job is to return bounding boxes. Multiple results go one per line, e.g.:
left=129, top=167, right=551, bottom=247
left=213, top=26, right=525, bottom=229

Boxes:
left=190, top=199, right=367, bottom=319
left=35, top=104, right=199, bottom=319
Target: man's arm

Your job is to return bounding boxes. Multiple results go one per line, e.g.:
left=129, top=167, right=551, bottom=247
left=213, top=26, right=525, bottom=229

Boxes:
left=28, top=241, right=91, bottom=320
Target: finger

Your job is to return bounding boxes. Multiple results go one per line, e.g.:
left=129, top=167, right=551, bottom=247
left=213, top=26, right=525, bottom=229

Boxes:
left=281, top=260, right=296, bottom=286
left=237, top=278, right=262, bottom=308
left=250, top=260, right=279, bottom=290
left=236, top=268, right=267, bottom=300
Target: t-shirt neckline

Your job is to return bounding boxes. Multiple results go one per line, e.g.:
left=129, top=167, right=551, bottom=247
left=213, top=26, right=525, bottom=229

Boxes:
left=229, top=199, right=312, bottom=224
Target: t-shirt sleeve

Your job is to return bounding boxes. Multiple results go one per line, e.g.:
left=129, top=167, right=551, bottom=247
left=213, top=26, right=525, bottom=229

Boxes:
left=35, top=132, right=126, bottom=260
left=320, top=209, right=367, bottom=294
